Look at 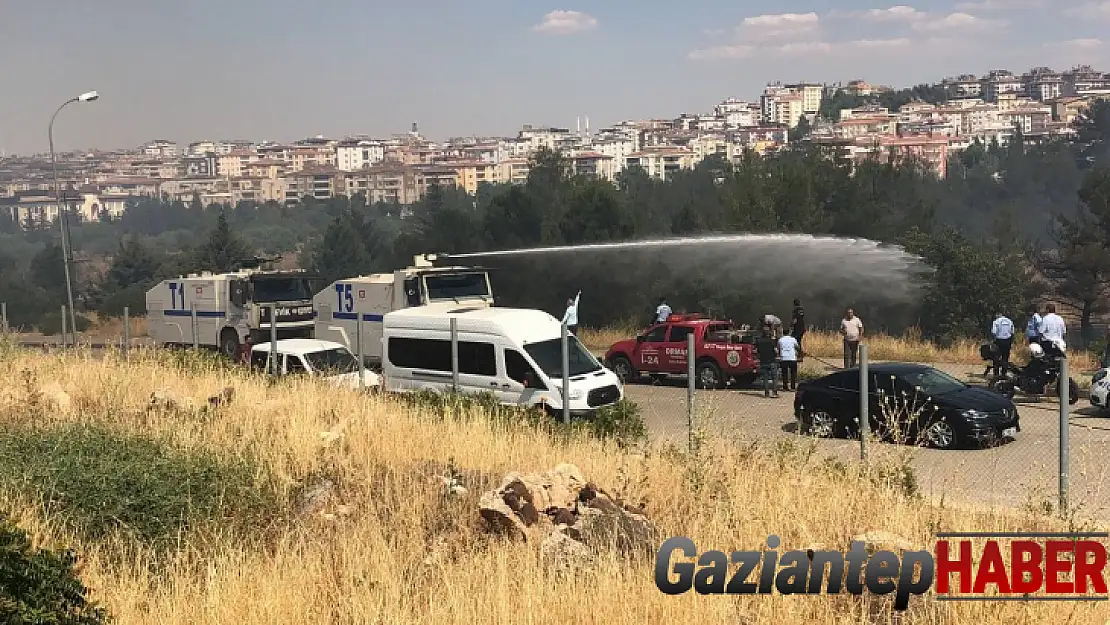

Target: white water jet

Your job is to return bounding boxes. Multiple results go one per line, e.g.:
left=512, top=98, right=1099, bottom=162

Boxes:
left=450, top=233, right=930, bottom=304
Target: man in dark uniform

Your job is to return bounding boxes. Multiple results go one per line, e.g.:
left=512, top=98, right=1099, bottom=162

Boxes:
left=754, top=327, right=780, bottom=398
left=790, top=299, right=805, bottom=349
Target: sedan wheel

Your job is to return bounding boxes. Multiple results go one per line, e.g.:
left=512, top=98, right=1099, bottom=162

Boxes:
left=924, top=420, right=957, bottom=450
left=804, top=409, right=836, bottom=438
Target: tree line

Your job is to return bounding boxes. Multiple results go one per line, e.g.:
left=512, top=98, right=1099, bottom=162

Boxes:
left=2, top=101, right=1110, bottom=345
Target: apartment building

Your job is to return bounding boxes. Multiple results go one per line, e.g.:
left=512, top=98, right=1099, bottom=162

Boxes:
left=140, top=140, right=178, bottom=159
left=760, top=85, right=805, bottom=128
left=497, top=158, right=530, bottom=185
left=284, top=165, right=345, bottom=202
left=289, top=145, right=337, bottom=172
left=336, top=139, right=386, bottom=171
left=785, top=83, right=823, bottom=115
left=183, top=153, right=219, bottom=177
left=570, top=152, right=617, bottom=180
left=625, top=147, right=695, bottom=180
left=217, top=150, right=257, bottom=178
left=345, top=165, right=420, bottom=205
left=980, top=70, right=1025, bottom=102
left=442, top=161, right=499, bottom=194
left=943, top=75, right=982, bottom=98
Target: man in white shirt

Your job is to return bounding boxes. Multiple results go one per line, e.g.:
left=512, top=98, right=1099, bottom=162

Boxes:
left=654, top=297, right=672, bottom=324
left=562, top=291, right=581, bottom=335
left=990, top=311, right=1014, bottom=378
left=840, top=308, right=864, bottom=368
left=1039, top=303, right=1067, bottom=357
left=777, top=332, right=801, bottom=391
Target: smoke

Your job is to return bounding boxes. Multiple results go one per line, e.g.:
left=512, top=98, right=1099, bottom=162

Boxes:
left=451, top=234, right=933, bottom=331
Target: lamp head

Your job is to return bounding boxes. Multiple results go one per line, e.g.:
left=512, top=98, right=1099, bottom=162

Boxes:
left=78, top=91, right=99, bottom=102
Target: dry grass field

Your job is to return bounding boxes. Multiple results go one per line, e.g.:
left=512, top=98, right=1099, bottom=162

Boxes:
left=1, top=343, right=1107, bottom=624
left=579, top=326, right=1104, bottom=372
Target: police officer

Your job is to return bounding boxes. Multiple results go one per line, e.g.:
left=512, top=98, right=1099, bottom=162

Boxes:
left=990, top=311, right=1015, bottom=378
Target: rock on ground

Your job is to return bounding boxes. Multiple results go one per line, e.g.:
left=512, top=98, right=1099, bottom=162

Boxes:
left=478, top=463, right=656, bottom=568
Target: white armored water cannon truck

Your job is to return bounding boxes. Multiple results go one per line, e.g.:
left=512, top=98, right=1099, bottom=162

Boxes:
left=146, top=259, right=319, bottom=358
left=313, top=253, right=495, bottom=367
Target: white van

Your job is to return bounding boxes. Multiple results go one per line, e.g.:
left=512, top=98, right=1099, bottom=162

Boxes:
left=382, top=304, right=623, bottom=415
left=250, top=339, right=381, bottom=388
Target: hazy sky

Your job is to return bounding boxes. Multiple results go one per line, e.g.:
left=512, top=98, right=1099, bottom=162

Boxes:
left=2, top=0, right=1108, bottom=155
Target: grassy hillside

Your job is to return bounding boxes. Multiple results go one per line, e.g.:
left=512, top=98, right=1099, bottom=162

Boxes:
left=0, top=344, right=1106, bottom=623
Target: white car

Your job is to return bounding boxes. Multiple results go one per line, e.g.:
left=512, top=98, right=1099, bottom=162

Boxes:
left=250, top=339, right=380, bottom=389
left=1091, top=367, right=1110, bottom=412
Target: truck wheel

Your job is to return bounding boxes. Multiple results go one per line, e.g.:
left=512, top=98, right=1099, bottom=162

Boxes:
left=218, top=329, right=240, bottom=360
left=696, top=360, right=725, bottom=390
left=608, top=355, right=637, bottom=383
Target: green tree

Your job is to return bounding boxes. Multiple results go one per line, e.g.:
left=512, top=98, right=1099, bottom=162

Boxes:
left=1033, top=167, right=1110, bottom=345
left=192, top=211, right=253, bottom=272
left=904, top=226, right=1038, bottom=343
left=309, top=209, right=374, bottom=284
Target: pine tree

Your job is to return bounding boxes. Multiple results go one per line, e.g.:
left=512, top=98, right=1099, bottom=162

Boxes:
left=192, top=212, right=252, bottom=272
left=310, top=210, right=372, bottom=284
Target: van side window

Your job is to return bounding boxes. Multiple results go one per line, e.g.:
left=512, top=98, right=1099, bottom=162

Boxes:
left=250, top=351, right=269, bottom=371
left=388, top=337, right=452, bottom=371
left=505, top=349, right=538, bottom=384
left=458, top=342, right=496, bottom=376
left=388, top=337, right=494, bottom=374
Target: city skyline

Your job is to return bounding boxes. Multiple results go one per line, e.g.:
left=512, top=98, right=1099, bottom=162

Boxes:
left=2, top=0, right=1110, bottom=155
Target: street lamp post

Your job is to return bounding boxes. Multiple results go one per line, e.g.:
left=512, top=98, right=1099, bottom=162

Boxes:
left=49, top=90, right=98, bottom=341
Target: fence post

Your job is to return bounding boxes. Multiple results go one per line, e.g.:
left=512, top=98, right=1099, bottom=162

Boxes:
left=357, top=314, right=365, bottom=390
left=1059, top=355, right=1069, bottom=517
left=450, top=317, right=459, bottom=393
left=561, top=322, right=570, bottom=425
left=269, top=304, right=277, bottom=378
left=687, top=331, right=696, bottom=455
left=859, top=344, right=869, bottom=462
left=123, top=306, right=130, bottom=358
left=191, top=302, right=199, bottom=350
left=61, top=305, right=68, bottom=349
left=1, top=302, right=7, bottom=334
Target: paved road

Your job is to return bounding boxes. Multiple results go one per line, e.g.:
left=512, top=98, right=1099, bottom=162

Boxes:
left=624, top=371, right=1110, bottom=521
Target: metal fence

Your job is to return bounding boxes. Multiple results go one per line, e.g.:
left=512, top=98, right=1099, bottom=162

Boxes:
left=0, top=300, right=1092, bottom=519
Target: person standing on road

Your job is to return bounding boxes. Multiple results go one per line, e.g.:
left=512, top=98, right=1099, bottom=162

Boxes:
left=562, top=291, right=581, bottom=335
left=778, top=331, right=800, bottom=391
left=790, top=299, right=805, bottom=349
left=1039, top=303, right=1067, bottom=357
left=990, top=311, right=1014, bottom=378
left=1025, top=305, right=1043, bottom=345
left=755, top=328, right=780, bottom=398
left=841, top=308, right=864, bottom=369
left=654, top=297, right=672, bottom=325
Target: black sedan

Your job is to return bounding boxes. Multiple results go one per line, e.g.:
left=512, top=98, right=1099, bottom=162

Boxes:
left=793, top=363, right=1020, bottom=450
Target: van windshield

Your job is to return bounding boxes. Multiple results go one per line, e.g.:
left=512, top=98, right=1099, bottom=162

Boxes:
left=524, top=337, right=601, bottom=379
left=304, top=348, right=359, bottom=375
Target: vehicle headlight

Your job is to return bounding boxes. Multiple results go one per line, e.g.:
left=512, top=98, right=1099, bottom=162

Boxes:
left=962, top=409, right=987, bottom=419
left=1094, top=370, right=1108, bottom=384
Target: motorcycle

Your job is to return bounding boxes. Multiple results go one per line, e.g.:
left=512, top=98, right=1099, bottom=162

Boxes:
left=981, top=341, right=1079, bottom=405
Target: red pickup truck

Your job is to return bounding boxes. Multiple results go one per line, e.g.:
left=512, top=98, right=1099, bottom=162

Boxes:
left=604, top=314, right=759, bottom=389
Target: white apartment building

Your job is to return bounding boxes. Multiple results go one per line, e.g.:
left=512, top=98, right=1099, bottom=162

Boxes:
left=336, top=140, right=385, bottom=171
left=785, top=83, right=823, bottom=115
left=624, top=147, right=695, bottom=181
left=518, top=125, right=573, bottom=153
left=141, top=140, right=178, bottom=159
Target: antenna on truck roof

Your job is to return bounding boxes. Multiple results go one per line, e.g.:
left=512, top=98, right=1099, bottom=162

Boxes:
left=233, top=254, right=282, bottom=271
